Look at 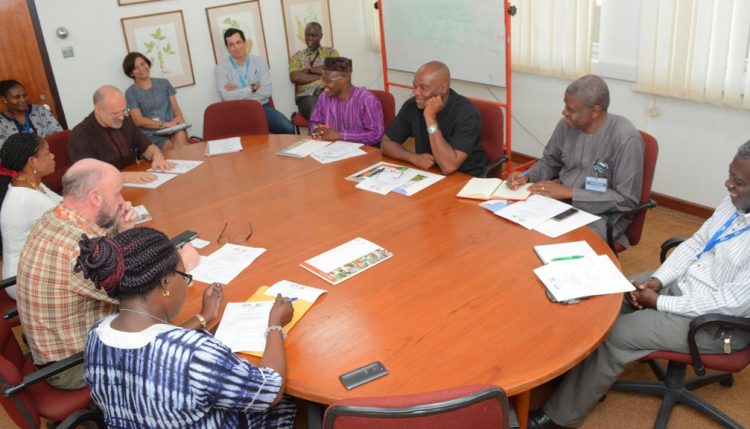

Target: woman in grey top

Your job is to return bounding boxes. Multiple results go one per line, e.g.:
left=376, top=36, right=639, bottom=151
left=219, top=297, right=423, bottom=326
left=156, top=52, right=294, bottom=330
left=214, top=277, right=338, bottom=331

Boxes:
left=122, top=52, right=189, bottom=150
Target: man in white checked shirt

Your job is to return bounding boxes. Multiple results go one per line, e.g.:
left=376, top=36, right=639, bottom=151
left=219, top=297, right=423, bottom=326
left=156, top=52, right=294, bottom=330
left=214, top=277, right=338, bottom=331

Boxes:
left=529, top=141, right=750, bottom=429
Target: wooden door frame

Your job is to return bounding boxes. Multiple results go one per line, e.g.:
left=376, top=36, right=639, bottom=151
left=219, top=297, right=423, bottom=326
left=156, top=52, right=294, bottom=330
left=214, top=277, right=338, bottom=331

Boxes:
left=26, top=0, right=67, bottom=129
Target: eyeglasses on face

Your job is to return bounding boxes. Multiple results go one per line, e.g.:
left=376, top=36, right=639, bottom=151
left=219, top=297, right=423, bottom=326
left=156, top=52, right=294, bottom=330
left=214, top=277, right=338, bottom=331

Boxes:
left=174, top=269, right=193, bottom=286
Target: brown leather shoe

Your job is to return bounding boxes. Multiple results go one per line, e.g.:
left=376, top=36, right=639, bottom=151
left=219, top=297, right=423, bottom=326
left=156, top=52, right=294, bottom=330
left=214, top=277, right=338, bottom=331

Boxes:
left=528, top=409, right=564, bottom=429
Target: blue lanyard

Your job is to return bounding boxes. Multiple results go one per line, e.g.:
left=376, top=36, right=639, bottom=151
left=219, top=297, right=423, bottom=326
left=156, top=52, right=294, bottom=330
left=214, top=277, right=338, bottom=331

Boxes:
left=13, top=110, right=32, bottom=133
left=697, top=212, right=750, bottom=259
left=230, top=57, right=251, bottom=88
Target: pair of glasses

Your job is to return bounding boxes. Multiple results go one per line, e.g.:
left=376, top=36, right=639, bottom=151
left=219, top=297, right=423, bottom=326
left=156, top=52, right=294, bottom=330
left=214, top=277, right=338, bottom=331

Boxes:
left=174, top=269, right=193, bottom=286
left=106, top=107, right=130, bottom=118
left=217, top=222, right=253, bottom=244
left=322, top=75, right=345, bottom=85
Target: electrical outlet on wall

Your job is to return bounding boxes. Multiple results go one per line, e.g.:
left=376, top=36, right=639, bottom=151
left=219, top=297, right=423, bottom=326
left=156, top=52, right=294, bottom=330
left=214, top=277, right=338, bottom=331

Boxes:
left=649, top=106, right=661, bottom=117
left=61, top=46, right=74, bottom=58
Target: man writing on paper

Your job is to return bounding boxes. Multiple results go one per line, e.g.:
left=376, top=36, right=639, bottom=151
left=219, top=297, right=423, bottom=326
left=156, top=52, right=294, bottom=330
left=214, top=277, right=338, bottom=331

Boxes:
left=309, top=57, right=384, bottom=146
left=16, top=159, right=221, bottom=391
left=215, top=28, right=294, bottom=135
left=69, top=85, right=176, bottom=184
left=507, top=75, right=643, bottom=246
left=289, top=21, right=339, bottom=120
left=528, top=142, right=750, bottom=429
left=380, top=61, right=486, bottom=176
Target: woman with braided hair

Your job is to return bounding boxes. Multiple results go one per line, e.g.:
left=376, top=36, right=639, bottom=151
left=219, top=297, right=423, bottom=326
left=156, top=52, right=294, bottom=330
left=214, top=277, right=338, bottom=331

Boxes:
left=0, top=132, right=59, bottom=299
left=79, top=227, right=296, bottom=428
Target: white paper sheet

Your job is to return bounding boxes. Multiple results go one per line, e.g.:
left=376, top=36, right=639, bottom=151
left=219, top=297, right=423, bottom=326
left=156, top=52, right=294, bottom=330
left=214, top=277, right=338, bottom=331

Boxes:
left=533, top=254, right=635, bottom=301
left=310, top=141, right=366, bottom=164
left=277, top=139, right=331, bottom=157
left=533, top=240, right=598, bottom=265
left=189, top=244, right=266, bottom=285
left=205, top=137, right=243, bottom=156
left=133, top=205, right=152, bottom=224
left=534, top=209, right=601, bottom=238
left=123, top=173, right=178, bottom=189
left=355, top=169, right=419, bottom=195
left=214, top=301, right=274, bottom=352
left=494, top=195, right=570, bottom=229
left=264, top=280, right=327, bottom=302
left=148, top=159, right=203, bottom=174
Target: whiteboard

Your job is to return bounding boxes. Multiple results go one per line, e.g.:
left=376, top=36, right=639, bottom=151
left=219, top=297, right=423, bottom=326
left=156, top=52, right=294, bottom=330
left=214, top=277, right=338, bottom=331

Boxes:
left=381, top=0, right=506, bottom=87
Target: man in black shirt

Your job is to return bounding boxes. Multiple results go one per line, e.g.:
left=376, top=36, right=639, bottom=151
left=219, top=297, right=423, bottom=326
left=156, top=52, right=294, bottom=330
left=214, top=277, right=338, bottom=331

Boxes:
left=380, top=61, right=486, bottom=176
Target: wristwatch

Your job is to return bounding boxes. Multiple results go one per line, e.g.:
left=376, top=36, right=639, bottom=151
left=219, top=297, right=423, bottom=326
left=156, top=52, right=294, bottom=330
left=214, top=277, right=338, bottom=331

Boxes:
left=427, top=123, right=439, bottom=135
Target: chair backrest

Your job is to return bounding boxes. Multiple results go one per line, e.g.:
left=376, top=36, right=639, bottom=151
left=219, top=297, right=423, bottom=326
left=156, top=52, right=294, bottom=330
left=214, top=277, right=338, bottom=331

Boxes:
left=0, top=316, right=41, bottom=428
left=368, top=90, right=396, bottom=130
left=203, top=100, right=269, bottom=140
left=625, top=130, right=659, bottom=246
left=41, top=130, right=72, bottom=194
left=322, top=385, right=509, bottom=429
left=471, top=98, right=505, bottom=177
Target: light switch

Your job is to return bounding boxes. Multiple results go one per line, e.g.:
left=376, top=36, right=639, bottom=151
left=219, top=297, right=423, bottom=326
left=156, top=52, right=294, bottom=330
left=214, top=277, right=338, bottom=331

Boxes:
left=61, top=46, right=74, bottom=58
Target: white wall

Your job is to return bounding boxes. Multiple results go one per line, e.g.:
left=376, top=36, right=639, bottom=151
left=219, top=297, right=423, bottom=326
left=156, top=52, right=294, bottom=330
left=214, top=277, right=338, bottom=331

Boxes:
left=33, top=0, right=750, bottom=208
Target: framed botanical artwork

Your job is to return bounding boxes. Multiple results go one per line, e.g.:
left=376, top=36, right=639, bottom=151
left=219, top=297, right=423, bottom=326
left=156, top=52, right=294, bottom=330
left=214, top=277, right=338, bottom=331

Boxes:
left=121, top=11, right=195, bottom=88
left=281, top=0, right=333, bottom=57
left=206, top=1, right=268, bottom=64
left=118, top=0, right=162, bottom=5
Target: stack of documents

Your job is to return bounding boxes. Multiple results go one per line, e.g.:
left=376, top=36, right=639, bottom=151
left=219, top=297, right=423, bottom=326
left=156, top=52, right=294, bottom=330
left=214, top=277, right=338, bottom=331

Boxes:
left=189, top=244, right=266, bottom=285
left=533, top=240, right=598, bottom=264
left=346, top=162, right=445, bottom=196
left=214, top=280, right=327, bottom=354
left=124, top=159, right=205, bottom=189
left=309, top=141, right=367, bottom=164
left=300, top=237, right=392, bottom=285
left=492, top=195, right=600, bottom=238
left=276, top=139, right=331, bottom=157
left=533, top=254, right=634, bottom=302
left=205, top=137, right=243, bottom=156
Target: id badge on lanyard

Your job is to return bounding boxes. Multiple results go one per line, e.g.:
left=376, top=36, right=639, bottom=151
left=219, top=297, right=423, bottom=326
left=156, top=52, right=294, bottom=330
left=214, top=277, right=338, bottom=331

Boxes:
left=585, top=160, right=609, bottom=192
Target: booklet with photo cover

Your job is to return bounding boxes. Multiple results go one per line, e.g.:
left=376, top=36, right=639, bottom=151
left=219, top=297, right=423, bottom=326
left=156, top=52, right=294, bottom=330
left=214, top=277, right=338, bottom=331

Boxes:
left=300, top=237, right=393, bottom=285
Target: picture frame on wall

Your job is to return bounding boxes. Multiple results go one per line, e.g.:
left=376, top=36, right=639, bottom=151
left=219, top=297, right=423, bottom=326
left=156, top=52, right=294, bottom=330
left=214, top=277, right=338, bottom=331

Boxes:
left=118, top=0, right=162, bottom=6
left=281, top=0, right=333, bottom=58
left=121, top=10, right=195, bottom=88
left=206, top=1, right=268, bottom=64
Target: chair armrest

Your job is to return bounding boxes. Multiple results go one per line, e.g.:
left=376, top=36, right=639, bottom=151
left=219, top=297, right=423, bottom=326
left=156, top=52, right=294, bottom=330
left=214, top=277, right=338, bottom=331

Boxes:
left=4, top=308, right=17, bottom=320
left=687, top=314, right=750, bottom=376
left=3, top=352, right=85, bottom=396
left=479, top=155, right=508, bottom=179
left=605, top=200, right=657, bottom=252
left=660, top=237, right=686, bottom=263
left=0, top=276, right=16, bottom=290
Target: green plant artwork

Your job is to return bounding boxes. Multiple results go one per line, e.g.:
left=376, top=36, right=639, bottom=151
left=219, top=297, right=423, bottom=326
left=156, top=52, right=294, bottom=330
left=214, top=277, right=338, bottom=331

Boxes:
left=143, top=27, right=176, bottom=74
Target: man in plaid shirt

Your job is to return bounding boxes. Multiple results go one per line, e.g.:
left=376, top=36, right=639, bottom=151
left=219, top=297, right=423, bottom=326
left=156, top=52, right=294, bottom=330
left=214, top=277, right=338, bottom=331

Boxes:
left=16, top=158, right=137, bottom=389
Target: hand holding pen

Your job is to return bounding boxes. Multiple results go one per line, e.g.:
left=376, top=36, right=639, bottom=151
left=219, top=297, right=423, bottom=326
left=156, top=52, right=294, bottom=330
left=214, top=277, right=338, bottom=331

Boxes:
left=507, top=171, right=529, bottom=189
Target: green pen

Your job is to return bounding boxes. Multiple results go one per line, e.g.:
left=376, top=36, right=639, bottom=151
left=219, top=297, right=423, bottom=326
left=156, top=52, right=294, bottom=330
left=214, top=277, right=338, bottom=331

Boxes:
left=551, top=255, right=584, bottom=262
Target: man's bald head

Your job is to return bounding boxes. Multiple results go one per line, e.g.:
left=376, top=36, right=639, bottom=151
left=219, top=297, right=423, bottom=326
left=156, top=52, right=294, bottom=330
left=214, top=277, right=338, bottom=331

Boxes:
left=62, top=158, right=119, bottom=202
left=93, top=85, right=123, bottom=107
left=93, top=85, right=127, bottom=129
left=412, top=61, right=451, bottom=109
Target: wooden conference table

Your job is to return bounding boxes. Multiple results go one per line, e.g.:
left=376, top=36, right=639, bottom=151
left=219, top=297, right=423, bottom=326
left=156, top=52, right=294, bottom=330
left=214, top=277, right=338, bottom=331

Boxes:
left=123, top=135, right=622, bottom=427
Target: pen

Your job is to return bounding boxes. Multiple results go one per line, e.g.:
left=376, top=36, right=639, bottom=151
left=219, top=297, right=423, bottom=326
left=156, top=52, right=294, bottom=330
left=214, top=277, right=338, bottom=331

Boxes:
left=288, top=297, right=298, bottom=303
left=550, top=255, right=584, bottom=262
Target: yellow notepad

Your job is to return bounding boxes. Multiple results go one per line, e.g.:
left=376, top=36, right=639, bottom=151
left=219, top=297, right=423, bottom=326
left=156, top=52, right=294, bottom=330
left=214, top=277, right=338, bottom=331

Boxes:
left=238, top=286, right=316, bottom=358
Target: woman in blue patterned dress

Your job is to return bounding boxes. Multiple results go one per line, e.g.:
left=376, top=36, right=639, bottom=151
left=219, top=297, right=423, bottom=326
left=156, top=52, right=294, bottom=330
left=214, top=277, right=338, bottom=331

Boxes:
left=122, top=52, right=190, bottom=150
left=78, top=227, right=296, bottom=428
left=0, top=80, right=62, bottom=152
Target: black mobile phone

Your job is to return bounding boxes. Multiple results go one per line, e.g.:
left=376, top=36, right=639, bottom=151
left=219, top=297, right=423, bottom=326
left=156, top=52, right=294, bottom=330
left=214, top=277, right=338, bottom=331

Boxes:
left=339, top=361, right=388, bottom=390
left=552, top=207, right=578, bottom=221
left=170, top=230, right=198, bottom=248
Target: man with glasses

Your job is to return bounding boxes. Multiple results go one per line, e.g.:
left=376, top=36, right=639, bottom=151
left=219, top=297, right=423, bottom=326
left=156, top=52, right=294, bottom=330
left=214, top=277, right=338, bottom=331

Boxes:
left=381, top=61, right=486, bottom=176
left=289, top=21, right=339, bottom=120
left=16, top=159, right=205, bottom=391
left=69, top=85, right=175, bottom=183
left=506, top=74, right=644, bottom=246
left=309, top=57, right=384, bottom=146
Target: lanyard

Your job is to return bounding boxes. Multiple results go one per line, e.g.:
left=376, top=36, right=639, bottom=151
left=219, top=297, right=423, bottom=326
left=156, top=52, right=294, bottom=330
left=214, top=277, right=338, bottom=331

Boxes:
left=697, top=211, right=750, bottom=260
left=12, top=110, right=33, bottom=134
left=230, top=57, right=251, bottom=88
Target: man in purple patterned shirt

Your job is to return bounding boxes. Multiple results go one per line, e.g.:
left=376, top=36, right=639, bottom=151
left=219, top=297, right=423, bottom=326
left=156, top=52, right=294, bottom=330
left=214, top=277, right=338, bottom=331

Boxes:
left=309, top=57, right=384, bottom=146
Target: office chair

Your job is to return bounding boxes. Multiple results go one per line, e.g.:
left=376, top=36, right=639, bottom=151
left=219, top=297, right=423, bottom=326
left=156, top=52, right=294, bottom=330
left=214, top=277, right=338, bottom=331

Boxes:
left=292, top=111, right=310, bottom=135
left=0, top=312, right=103, bottom=428
left=606, top=130, right=658, bottom=255
left=203, top=100, right=269, bottom=140
left=611, top=237, right=750, bottom=429
left=470, top=98, right=508, bottom=178
left=0, top=276, right=18, bottom=327
left=368, top=89, right=396, bottom=131
left=41, top=130, right=71, bottom=194
left=322, top=384, right=510, bottom=429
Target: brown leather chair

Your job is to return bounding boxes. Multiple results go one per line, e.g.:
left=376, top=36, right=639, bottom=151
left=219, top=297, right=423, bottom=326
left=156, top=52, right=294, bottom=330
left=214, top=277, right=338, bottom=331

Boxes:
left=323, top=385, right=511, bottom=429
left=41, top=130, right=71, bottom=194
left=368, top=89, right=396, bottom=131
left=203, top=100, right=269, bottom=140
